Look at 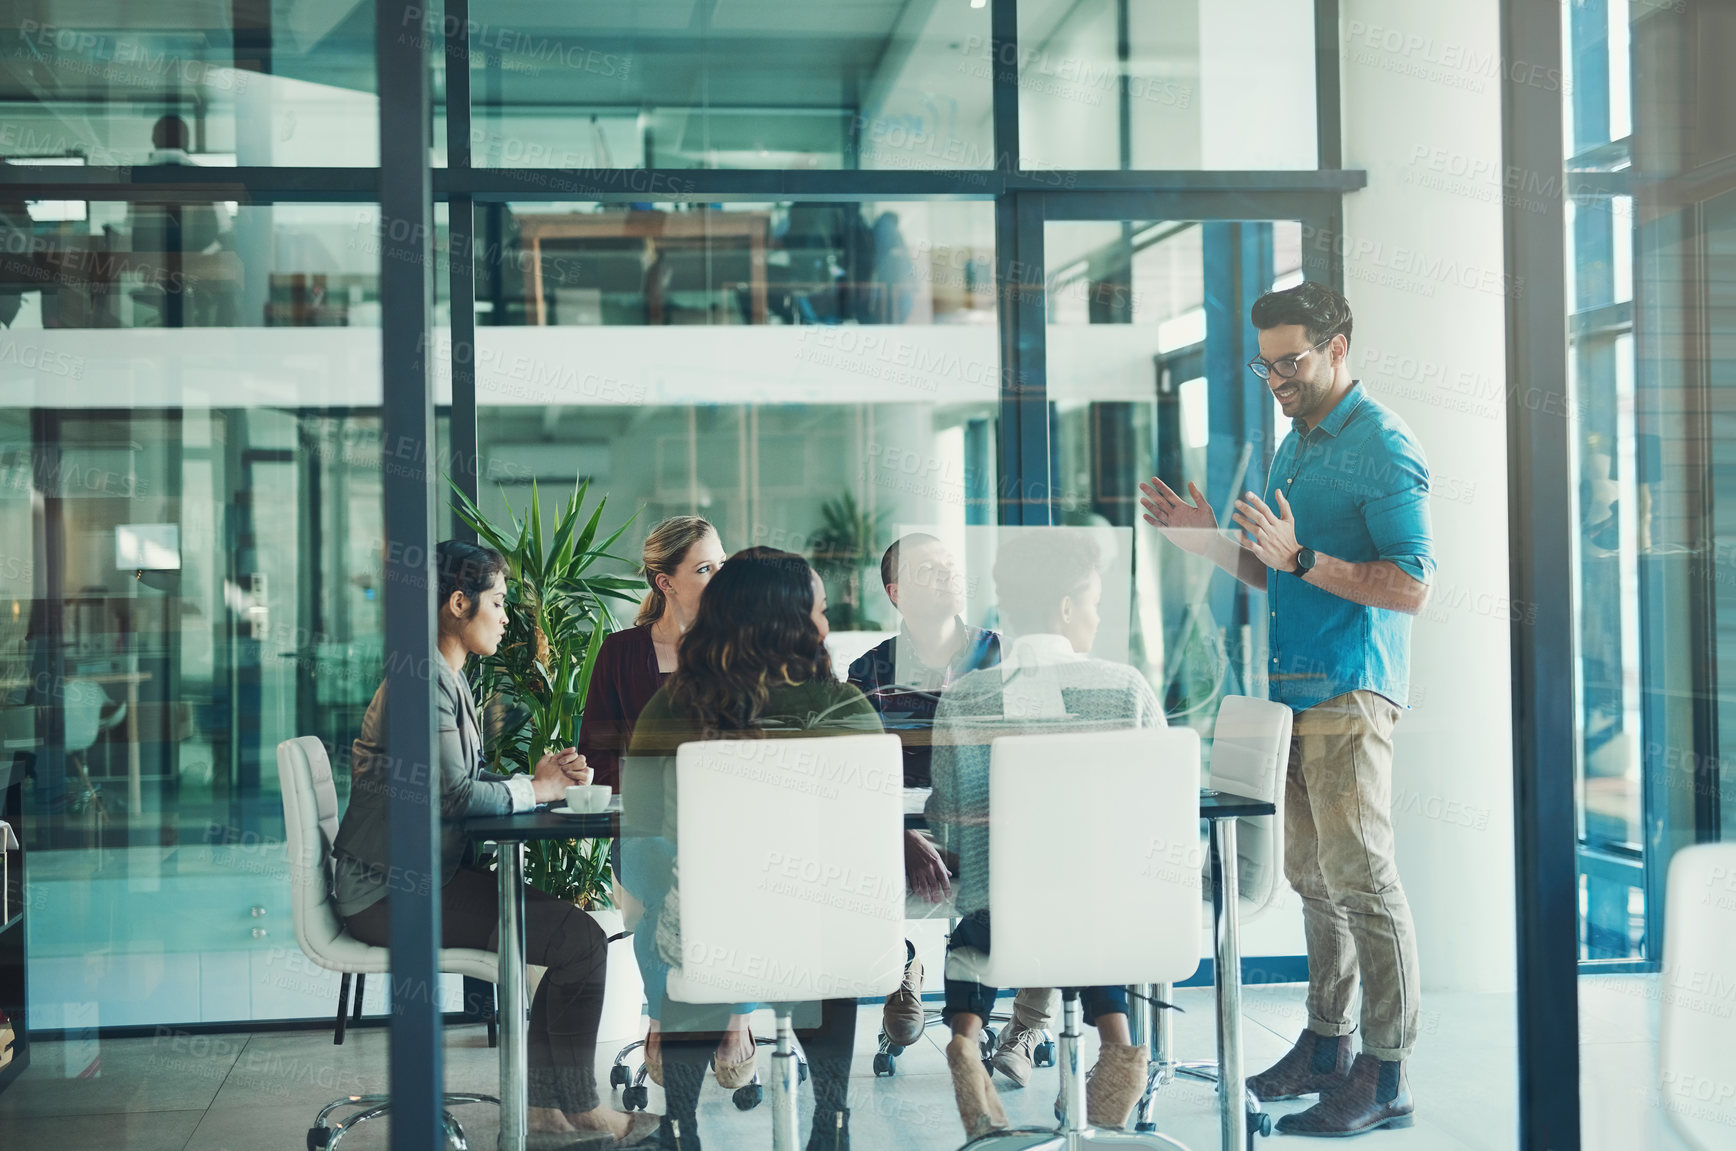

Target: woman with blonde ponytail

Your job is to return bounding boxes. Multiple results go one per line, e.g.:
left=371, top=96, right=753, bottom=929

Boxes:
left=579, top=515, right=724, bottom=792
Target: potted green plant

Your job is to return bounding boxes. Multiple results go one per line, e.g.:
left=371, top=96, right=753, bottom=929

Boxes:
left=450, top=476, right=647, bottom=1040
left=806, top=490, right=890, bottom=631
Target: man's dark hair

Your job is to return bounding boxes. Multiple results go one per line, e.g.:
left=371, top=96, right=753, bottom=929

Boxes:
left=880, top=532, right=941, bottom=592
left=1250, top=281, right=1354, bottom=351
left=993, top=529, right=1101, bottom=635
left=152, top=115, right=191, bottom=151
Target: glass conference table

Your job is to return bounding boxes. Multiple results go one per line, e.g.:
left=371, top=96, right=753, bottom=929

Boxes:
left=466, top=788, right=1275, bottom=1151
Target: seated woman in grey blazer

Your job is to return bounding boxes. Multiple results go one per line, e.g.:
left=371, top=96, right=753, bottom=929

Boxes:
left=330, top=539, right=657, bottom=1149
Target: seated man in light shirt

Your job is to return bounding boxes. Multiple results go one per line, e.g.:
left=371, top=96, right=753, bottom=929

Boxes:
left=927, top=528, right=1166, bottom=1136
left=848, top=534, right=1058, bottom=1087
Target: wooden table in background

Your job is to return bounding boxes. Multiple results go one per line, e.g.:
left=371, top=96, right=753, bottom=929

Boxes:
left=513, top=209, right=770, bottom=326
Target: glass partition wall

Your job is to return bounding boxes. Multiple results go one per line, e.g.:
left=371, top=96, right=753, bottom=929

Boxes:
left=0, top=0, right=1655, bottom=1148
left=1546, top=0, right=1736, bottom=1146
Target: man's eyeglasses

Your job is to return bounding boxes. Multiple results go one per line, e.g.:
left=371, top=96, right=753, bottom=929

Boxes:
left=1248, top=333, right=1336, bottom=381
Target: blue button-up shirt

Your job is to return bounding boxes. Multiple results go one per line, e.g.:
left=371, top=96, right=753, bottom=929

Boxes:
left=1264, top=382, right=1434, bottom=712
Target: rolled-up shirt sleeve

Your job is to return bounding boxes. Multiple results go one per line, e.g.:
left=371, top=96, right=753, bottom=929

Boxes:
left=1360, top=431, right=1435, bottom=585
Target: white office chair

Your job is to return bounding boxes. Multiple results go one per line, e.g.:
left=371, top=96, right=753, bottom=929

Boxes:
left=945, top=726, right=1202, bottom=1150
left=662, top=733, right=907, bottom=1151
left=62, top=677, right=126, bottom=832
left=1150, top=695, right=1292, bottom=1118
left=1658, top=842, right=1736, bottom=1151
left=277, top=736, right=500, bottom=1150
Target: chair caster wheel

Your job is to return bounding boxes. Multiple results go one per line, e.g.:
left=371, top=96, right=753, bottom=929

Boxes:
left=733, top=1084, right=763, bottom=1110
left=1252, top=1111, right=1273, bottom=1138
left=873, top=1052, right=896, bottom=1077
left=1034, top=1038, right=1056, bottom=1068
left=609, top=1064, right=630, bottom=1088
left=307, top=1128, right=332, bottom=1151
left=623, top=1085, right=648, bottom=1111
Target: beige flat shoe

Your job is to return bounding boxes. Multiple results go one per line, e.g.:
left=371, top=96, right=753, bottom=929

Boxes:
left=947, top=1034, right=1008, bottom=1138
left=609, top=1111, right=663, bottom=1147
left=1085, top=1043, right=1150, bottom=1129
left=557, top=1109, right=664, bottom=1148
left=713, top=1028, right=757, bottom=1089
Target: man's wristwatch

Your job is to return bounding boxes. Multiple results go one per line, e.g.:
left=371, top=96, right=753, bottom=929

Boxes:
left=1292, top=546, right=1317, bottom=576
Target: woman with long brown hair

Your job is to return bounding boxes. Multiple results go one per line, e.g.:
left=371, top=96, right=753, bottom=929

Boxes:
left=623, top=547, right=881, bottom=1151
left=579, top=516, right=757, bottom=1090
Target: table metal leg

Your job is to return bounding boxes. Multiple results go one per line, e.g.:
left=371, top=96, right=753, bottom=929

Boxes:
left=498, top=842, right=527, bottom=1151
left=1212, top=819, right=1246, bottom=1151
left=1154, top=981, right=1174, bottom=1086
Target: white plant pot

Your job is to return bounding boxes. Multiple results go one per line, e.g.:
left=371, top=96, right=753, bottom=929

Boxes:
left=524, top=906, right=646, bottom=1047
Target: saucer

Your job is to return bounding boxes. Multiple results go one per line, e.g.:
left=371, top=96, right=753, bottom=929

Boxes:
left=550, top=804, right=607, bottom=816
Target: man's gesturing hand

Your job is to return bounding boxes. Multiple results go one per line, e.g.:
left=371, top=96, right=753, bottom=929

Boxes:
left=1139, top=477, right=1219, bottom=556
left=1232, top=489, right=1303, bottom=572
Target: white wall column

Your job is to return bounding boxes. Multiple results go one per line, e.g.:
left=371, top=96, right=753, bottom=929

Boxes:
left=1339, top=0, right=1516, bottom=994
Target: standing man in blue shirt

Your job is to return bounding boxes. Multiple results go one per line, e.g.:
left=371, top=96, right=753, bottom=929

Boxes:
left=1140, top=282, right=1432, bottom=1138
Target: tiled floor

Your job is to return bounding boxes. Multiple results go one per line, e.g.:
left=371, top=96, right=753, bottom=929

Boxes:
left=0, top=980, right=1699, bottom=1150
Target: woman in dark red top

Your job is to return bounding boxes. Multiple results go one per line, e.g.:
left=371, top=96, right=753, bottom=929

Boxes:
left=579, top=516, right=726, bottom=792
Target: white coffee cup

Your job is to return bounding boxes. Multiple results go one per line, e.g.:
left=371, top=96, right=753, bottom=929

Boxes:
left=565, top=784, right=612, bottom=813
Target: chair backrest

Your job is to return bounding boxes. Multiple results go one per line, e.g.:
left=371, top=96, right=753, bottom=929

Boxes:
left=1658, top=842, right=1736, bottom=1150
left=1207, top=695, right=1293, bottom=918
left=61, top=678, right=108, bottom=753
left=671, top=733, right=906, bottom=1004
left=276, top=736, right=348, bottom=962
left=980, top=727, right=1201, bottom=989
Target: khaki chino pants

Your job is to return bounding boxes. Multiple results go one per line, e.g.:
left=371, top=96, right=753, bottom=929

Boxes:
left=1283, top=690, right=1421, bottom=1062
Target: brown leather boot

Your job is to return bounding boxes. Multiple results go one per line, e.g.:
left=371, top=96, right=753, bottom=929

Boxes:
left=1247, top=1029, right=1353, bottom=1101
left=1276, top=1053, right=1414, bottom=1137
left=881, top=943, right=925, bottom=1048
